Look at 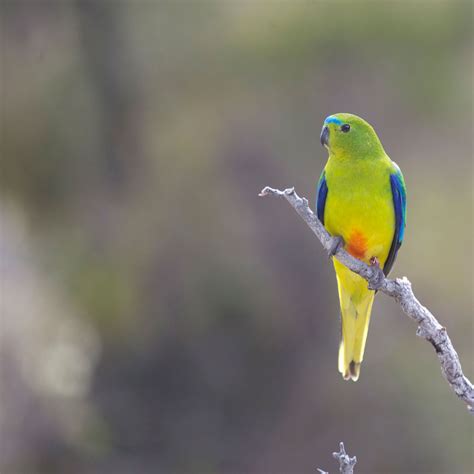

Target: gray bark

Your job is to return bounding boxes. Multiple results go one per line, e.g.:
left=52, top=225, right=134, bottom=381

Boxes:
left=259, top=186, right=474, bottom=412
left=317, top=442, right=357, bottom=474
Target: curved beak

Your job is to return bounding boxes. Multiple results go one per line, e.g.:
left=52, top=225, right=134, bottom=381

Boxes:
left=320, top=125, right=329, bottom=147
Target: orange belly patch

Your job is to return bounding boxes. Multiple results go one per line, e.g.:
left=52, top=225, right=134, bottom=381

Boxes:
left=347, top=229, right=368, bottom=259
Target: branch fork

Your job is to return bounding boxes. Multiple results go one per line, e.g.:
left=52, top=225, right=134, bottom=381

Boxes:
left=317, top=442, right=357, bottom=474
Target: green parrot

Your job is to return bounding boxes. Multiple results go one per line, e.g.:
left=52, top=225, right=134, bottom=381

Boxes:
left=317, top=113, right=407, bottom=381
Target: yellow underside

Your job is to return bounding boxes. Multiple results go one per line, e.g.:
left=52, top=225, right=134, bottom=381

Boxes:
left=324, top=155, right=395, bottom=381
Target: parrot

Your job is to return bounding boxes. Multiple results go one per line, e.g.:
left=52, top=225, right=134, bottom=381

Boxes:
left=317, top=113, right=406, bottom=381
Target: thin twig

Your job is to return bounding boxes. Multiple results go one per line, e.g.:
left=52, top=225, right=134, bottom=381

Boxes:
left=317, top=442, right=357, bottom=474
left=259, top=186, right=474, bottom=412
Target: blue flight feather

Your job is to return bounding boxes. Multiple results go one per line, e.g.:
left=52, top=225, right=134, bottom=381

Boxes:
left=316, top=171, right=328, bottom=224
left=383, top=170, right=406, bottom=276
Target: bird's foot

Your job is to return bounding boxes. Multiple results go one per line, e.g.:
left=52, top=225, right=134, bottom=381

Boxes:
left=369, top=256, right=380, bottom=267
left=368, top=256, right=385, bottom=291
left=327, top=235, right=345, bottom=258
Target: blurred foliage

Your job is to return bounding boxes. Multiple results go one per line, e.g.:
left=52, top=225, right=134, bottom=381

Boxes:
left=0, top=1, right=472, bottom=473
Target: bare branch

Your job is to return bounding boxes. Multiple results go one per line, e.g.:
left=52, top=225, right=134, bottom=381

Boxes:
left=259, top=186, right=474, bottom=412
left=317, top=442, right=357, bottom=473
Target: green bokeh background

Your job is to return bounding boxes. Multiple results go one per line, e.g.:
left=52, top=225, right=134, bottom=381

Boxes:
left=1, top=1, right=472, bottom=473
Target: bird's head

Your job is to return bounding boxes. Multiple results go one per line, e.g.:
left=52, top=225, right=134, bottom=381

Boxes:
left=320, top=113, right=385, bottom=157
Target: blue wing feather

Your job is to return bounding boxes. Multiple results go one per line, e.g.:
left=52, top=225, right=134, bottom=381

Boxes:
left=316, top=171, right=328, bottom=224
left=383, top=166, right=407, bottom=276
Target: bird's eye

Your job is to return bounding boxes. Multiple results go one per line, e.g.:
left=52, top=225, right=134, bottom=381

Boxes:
left=341, top=124, right=351, bottom=133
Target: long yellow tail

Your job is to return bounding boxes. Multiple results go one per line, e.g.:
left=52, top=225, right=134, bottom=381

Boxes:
left=334, top=259, right=375, bottom=381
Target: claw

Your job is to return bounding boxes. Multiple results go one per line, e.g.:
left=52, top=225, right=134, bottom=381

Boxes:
left=369, top=256, right=380, bottom=267
left=368, top=256, right=385, bottom=291
left=328, top=235, right=345, bottom=258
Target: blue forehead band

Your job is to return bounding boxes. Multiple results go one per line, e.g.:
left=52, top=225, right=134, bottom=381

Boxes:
left=324, top=116, right=343, bottom=125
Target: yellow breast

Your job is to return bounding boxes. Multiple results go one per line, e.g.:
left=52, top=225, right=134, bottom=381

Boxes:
left=324, top=157, right=395, bottom=266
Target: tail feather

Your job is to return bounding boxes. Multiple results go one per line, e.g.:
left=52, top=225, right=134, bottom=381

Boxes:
left=334, top=260, right=375, bottom=382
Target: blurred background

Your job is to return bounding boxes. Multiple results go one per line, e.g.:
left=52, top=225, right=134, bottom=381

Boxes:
left=1, top=1, right=473, bottom=473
